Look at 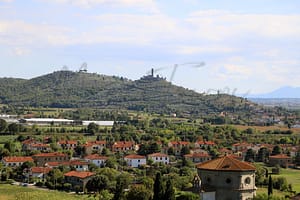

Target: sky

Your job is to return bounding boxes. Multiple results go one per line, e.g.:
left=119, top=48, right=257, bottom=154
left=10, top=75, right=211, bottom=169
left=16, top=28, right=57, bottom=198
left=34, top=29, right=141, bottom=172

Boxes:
left=0, top=0, right=299, bottom=96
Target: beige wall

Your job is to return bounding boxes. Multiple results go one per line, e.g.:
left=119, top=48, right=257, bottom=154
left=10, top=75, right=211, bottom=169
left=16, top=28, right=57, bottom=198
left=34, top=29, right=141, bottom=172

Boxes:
left=198, top=169, right=256, bottom=200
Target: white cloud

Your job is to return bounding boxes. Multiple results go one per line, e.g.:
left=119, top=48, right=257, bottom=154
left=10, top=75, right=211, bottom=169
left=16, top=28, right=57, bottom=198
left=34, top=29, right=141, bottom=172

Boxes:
left=186, top=10, right=300, bottom=40
left=40, top=0, right=159, bottom=12
left=177, top=45, right=236, bottom=55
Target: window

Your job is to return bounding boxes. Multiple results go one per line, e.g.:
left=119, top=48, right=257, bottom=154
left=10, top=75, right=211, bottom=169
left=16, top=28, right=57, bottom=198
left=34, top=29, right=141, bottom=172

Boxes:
left=226, top=178, right=232, bottom=184
left=245, top=177, right=251, bottom=185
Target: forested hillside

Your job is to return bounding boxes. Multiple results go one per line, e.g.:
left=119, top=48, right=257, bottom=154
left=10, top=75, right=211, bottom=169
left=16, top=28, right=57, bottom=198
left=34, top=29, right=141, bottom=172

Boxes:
left=0, top=71, right=259, bottom=117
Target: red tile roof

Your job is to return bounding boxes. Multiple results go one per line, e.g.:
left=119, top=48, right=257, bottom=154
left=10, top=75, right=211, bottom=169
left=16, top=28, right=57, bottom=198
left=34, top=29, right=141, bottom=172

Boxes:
left=84, top=154, right=108, bottom=160
left=196, top=155, right=256, bottom=171
left=64, top=171, right=95, bottom=179
left=31, top=143, right=50, bottom=147
left=113, top=141, right=134, bottom=148
left=31, top=167, right=52, bottom=174
left=58, top=140, right=77, bottom=145
left=3, top=156, right=33, bottom=163
left=33, top=152, right=68, bottom=157
left=184, top=153, right=211, bottom=158
left=125, top=154, right=146, bottom=159
left=170, top=141, right=190, bottom=145
left=269, top=154, right=291, bottom=159
left=46, top=161, right=70, bottom=167
left=148, top=153, right=168, bottom=157
left=70, top=160, right=89, bottom=165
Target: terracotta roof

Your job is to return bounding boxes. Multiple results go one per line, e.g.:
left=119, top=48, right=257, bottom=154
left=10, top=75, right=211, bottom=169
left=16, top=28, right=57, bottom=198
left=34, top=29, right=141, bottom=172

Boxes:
left=64, top=171, right=95, bottom=179
left=196, top=141, right=215, bottom=145
left=269, top=154, right=291, bottom=159
left=58, top=140, right=77, bottom=145
left=196, top=155, right=256, bottom=171
left=31, top=167, right=52, bottom=174
left=113, top=141, right=134, bottom=148
left=125, top=154, right=146, bottom=159
left=46, top=161, right=70, bottom=167
left=184, top=153, right=211, bottom=158
left=31, top=143, right=50, bottom=147
left=84, top=154, right=108, bottom=160
left=70, top=160, right=89, bottom=165
left=170, top=141, right=190, bottom=145
left=232, top=142, right=250, bottom=146
left=3, top=156, right=33, bottom=163
left=148, top=153, right=168, bottom=157
left=33, top=152, right=68, bottom=157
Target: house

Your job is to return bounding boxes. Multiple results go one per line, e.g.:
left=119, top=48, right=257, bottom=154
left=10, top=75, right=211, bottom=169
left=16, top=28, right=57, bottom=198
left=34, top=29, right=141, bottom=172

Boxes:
left=83, top=141, right=106, bottom=155
left=70, top=160, right=89, bottom=171
left=84, top=154, right=108, bottom=167
left=124, top=154, right=146, bottom=168
left=30, top=143, right=51, bottom=152
left=30, top=166, right=51, bottom=180
left=57, top=140, right=78, bottom=150
left=45, top=161, right=70, bottom=168
left=217, top=148, right=233, bottom=156
left=168, top=141, right=190, bottom=156
left=22, top=139, right=38, bottom=151
left=148, top=153, right=169, bottom=165
left=184, top=152, right=211, bottom=163
left=64, top=171, right=95, bottom=192
left=269, top=154, right=292, bottom=168
left=197, top=155, right=256, bottom=200
left=232, top=142, right=252, bottom=152
left=2, top=156, right=34, bottom=167
left=112, top=141, right=136, bottom=153
left=195, top=140, right=216, bottom=149
left=33, top=152, right=70, bottom=166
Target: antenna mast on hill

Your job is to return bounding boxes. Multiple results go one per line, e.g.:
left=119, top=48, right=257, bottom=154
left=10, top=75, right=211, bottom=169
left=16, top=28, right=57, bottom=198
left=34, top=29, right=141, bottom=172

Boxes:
left=79, top=62, right=88, bottom=73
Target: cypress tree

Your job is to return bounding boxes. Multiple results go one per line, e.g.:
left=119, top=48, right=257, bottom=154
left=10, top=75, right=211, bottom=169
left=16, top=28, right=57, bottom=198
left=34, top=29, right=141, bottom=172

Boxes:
left=164, top=179, right=175, bottom=200
left=268, top=175, right=273, bottom=197
left=153, top=172, right=164, bottom=200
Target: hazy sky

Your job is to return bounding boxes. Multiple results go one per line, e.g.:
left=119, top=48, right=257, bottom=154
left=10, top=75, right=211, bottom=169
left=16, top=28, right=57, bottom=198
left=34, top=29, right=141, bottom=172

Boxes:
left=0, top=0, right=299, bottom=95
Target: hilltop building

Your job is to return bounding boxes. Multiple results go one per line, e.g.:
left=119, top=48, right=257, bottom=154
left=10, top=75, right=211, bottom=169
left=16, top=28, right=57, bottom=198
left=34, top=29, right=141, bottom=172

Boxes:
left=197, top=155, right=256, bottom=200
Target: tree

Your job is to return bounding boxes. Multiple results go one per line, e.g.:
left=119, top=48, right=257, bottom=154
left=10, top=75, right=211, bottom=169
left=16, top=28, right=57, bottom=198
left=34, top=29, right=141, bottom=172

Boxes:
left=268, top=176, right=273, bottom=197
left=164, top=179, right=175, bottom=200
left=153, top=172, right=164, bottom=200
left=180, top=146, right=190, bottom=156
left=8, top=123, right=20, bottom=134
left=87, top=122, right=99, bottom=135
left=86, top=175, right=109, bottom=193
left=271, top=145, right=281, bottom=156
left=257, top=147, right=269, bottom=162
left=245, top=149, right=255, bottom=162
left=126, top=185, right=152, bottom=200
left=0, top=119, right=7, bottom=133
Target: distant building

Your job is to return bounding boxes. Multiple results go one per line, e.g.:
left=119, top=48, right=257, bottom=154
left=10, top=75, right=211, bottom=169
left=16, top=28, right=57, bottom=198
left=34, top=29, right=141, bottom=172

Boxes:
left=20, top=118, right=74, bottom=125
left=2, top=156, right=34, bottom=167
left=64, top=171, right=95, bottom=192
left=184, top=152, right=211, bottom=163
left=84, top=154, right=108, bottom=167
left=33, top=152, right=70, bottom=166
left=269, top=154, right=292, bottom=168
left=57, top=140, right=78, bottom=150
left=82, top=121, right=114, bottom=126
left=148, top=153, right=169, bottom=165
left=124, top=154, right=146, bottom=168
left=30, top=167, right=51, bottom=180
left=197, top=155, right=256, bottom=200
left=112, top=141, right=136, bottom=153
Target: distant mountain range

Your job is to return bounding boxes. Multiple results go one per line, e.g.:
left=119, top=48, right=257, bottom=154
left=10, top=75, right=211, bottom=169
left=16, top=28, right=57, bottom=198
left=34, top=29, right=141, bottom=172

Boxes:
left=249, top=86, right=300, bottom=98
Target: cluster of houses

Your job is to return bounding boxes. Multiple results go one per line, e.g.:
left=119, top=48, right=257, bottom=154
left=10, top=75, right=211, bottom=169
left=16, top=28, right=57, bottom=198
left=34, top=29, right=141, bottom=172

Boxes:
left=1, top=137, right=299, bottom=193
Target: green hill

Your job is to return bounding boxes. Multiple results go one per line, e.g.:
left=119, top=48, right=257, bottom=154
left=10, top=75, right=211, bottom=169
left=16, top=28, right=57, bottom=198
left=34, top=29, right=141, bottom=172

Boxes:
left=0, top=71, right=258, bottom=117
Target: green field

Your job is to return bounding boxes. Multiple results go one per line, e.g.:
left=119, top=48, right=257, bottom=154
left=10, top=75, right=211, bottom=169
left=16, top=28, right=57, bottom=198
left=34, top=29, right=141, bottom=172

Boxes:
left=0, top=184, right=95, bottom=200
left=274, top=168, right=300, bottom=193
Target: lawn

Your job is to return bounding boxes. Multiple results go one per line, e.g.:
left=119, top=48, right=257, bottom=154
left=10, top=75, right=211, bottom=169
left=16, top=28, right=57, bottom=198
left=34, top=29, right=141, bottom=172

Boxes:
left=0, top=184, right=96, bottom=200
left=274, top=168, right=300, bottom=193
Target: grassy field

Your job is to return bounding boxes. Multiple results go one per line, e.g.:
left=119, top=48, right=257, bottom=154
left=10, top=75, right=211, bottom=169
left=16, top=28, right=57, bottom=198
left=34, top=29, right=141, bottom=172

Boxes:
left=274, top=168, right=300, bottom=193
left=0, top=184, right=96, bottom=200
left=232, top=125, right=300, bottom=134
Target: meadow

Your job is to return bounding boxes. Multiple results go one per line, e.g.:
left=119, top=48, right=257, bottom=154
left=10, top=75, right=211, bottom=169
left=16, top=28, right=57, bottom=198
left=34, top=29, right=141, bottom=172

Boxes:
left=0, top=184, right=96, bottom=200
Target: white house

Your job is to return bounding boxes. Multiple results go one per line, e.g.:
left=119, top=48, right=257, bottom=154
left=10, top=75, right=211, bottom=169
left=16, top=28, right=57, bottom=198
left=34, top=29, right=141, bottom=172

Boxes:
left=84, top=154, right=108, bottom=167
left=70, top=160, right=89, bottom=171
left=124, top=154, right=146, bottom=168
left=148, top=153, right=169, bottom=165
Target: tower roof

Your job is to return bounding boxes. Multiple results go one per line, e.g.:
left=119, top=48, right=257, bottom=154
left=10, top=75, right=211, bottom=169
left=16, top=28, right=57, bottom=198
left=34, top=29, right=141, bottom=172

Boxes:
left=196, top=155, right=256, bottom=171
